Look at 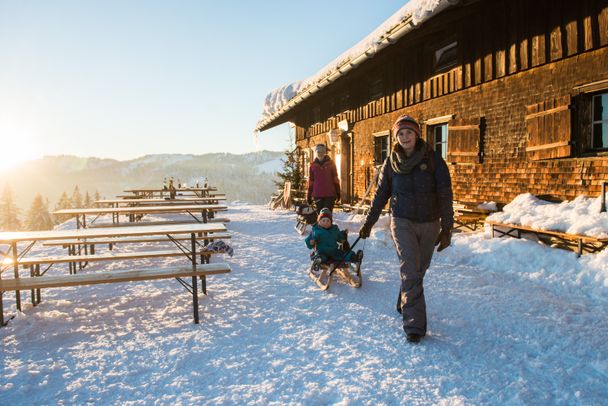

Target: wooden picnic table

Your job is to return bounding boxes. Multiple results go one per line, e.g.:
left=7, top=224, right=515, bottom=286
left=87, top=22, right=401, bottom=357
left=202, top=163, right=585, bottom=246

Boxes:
left=453, top=201, right=496, bottom=231
left=96, top=197, right=225, bottom=208
left=124, top=187, right=218, bottom=198
left=485, top=220, right=608, bottom=257
left=0, top=222, right=229, bottom=326
left=53, top=203, right=228, bottom=228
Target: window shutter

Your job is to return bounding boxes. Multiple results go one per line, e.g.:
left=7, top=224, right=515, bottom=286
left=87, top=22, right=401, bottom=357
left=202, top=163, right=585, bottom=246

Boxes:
left=525, top=95, right=572, bottom=160
left=447, top=117, right=483, bottom=163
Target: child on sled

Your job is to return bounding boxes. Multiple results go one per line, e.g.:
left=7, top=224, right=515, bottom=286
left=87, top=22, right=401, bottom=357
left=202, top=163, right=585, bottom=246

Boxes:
left=305, top=208, right=363, bottom=265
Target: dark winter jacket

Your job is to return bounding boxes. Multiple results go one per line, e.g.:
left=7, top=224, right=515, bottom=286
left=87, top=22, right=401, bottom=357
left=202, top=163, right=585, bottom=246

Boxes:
left=305, top=223, right=347, bottom=260
left=365, top=141, right=454, bottom=230
left=307, top=157, right=340, bottom=199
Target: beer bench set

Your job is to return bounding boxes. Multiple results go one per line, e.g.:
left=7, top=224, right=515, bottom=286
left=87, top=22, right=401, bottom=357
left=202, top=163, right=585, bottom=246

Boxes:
left=453, top=201, right=496, bottom=232
left=0, top=216, right=231, bottom=325
left=123, top=186, right=218, bottom=199
left=485, top=220, right=608, bottom=257
left=53, top=204, right=229, bottom=229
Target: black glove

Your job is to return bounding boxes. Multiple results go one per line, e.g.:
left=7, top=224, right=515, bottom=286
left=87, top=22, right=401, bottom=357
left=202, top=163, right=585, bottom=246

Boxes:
left=359, top=222, right=372, bottom=239
left=435, top=227, right=452, bottom=252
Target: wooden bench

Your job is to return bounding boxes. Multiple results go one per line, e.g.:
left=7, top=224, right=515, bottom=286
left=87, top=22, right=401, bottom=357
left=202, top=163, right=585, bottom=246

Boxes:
left=42, top=232, right=232, bottom=251
left=0, top=263, right=231, bottom=325
left=15, top=243, right=231, bottom=279
left=485, top=220, right=608, bottom=257
left=454, top=201, right=494, bottom=232
left=17, top=248, right=225, bottom=268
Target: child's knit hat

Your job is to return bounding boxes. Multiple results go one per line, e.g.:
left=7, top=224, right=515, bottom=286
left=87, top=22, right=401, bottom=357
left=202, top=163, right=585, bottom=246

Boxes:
left=317, top=208, right=332, bottom=223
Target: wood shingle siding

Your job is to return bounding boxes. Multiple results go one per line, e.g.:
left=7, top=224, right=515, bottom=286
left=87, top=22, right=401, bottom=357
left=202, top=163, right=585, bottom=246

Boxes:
left=264, top=0, right=608, bottom=206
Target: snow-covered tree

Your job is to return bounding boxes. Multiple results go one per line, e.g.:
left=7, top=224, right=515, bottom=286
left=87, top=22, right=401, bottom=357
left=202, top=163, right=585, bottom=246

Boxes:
left=0, top=183, right=21, bottom=231
left=25, top=194, right=54, bottom=231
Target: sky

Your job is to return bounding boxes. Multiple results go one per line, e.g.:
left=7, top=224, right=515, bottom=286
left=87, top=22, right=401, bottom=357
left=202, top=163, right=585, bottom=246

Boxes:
left=0, top=0, right=406, bottom=170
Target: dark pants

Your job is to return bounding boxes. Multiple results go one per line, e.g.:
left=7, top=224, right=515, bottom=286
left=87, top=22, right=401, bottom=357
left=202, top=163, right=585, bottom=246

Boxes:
left=314, top=197, right=336, bottom=213
left=390, top=217, right=440, bottom=336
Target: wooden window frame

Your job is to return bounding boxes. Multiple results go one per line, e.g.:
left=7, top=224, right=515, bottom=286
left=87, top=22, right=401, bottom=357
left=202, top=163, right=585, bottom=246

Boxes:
left=591, top=92, right=608, bottom=150
left=373, top=130, right=390, bottom=166
left=429, top=123, right=449, bottom=160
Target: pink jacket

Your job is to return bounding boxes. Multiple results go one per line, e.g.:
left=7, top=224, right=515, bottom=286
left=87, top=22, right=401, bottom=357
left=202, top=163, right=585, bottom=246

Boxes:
left=307, top=157, right=340, bottom=199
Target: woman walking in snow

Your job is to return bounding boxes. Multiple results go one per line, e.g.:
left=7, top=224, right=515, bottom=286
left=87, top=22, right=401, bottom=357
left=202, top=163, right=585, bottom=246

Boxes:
left=306, top=143, right=341, bottom=213
left=358, top=115, right=453, bottom=343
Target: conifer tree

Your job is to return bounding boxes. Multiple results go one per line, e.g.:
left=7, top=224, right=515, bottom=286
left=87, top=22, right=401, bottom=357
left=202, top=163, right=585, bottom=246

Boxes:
left=0, top=183, right=21, bottom=231
left=72, top=185, right=83, bottom=208
left=84, top=191, right=92, bottom=208
left=95, top=190, right=101, bottom=202
left=53, top=191, right=74, bottom=224
left=25, top=194, right=54, bottom=231
left=275, top=146, right=303, bottom=192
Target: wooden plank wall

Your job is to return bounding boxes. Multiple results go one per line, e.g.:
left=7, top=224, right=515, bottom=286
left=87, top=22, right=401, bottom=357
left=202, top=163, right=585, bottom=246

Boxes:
left=294, top=0, right=608, bottom=204
left=300, top=0, right=608, bottom=138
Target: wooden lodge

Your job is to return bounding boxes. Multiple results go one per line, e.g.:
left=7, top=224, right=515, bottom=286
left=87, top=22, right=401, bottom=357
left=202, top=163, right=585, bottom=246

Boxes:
left=256, top=0, right=608, bottom=206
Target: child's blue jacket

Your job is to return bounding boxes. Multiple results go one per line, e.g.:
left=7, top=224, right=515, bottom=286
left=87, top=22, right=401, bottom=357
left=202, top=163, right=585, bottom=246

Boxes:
left=305, top=223, right=346, bottom=259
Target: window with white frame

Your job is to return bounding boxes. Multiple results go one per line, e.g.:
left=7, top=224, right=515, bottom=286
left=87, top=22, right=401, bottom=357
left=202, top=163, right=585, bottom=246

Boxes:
left=430, top=123, right=448, bottom=159
left=374, top=131, right=390, bottom=165
left=592, top=93, right=608, bottom=149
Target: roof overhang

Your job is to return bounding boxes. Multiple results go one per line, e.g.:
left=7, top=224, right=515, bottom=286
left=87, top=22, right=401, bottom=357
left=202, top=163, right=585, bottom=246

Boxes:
left=256, top=0, right=460, bottom=133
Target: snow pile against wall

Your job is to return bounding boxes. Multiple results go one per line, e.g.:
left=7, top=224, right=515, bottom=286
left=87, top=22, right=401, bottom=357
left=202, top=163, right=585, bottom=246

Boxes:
left=257, top=0, right=458, bottom=129
left=486, top=193, right=608, bottom=238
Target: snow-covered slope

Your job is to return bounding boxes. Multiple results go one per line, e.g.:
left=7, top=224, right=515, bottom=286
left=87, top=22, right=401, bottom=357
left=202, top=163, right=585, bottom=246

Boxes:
left=0, top=205, right=607, bottom=404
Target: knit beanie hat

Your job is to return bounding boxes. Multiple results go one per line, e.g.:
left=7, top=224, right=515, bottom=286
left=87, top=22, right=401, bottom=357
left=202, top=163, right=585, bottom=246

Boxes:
left=317, top=208, right=332, bottom=223
left=392, top=115, right=421, bottom=137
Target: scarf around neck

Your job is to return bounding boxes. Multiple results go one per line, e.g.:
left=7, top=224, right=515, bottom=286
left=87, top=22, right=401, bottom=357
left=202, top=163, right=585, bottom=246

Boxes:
left=389, top=138, right=432, bottom=174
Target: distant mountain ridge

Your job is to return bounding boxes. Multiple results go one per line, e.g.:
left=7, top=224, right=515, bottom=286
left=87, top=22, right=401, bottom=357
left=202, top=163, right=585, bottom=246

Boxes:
left=1, top=151, right=284, bottom=211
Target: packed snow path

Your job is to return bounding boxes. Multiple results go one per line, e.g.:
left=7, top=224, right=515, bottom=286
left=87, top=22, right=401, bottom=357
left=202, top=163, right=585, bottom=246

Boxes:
left=1, top=204, right=607, bottom=404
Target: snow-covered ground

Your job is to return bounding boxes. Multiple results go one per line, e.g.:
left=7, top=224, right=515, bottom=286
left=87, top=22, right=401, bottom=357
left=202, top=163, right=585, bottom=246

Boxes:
left=1, top=204, right=607, bottom=404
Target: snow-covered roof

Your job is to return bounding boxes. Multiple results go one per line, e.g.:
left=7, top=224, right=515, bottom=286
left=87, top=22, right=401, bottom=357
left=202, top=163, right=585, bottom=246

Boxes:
left=256, top=0, right=460, bottom=132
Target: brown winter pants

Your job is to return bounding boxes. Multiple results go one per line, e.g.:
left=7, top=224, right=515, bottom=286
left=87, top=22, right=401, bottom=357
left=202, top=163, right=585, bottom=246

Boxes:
left=390, top=217, right=441, bottom=336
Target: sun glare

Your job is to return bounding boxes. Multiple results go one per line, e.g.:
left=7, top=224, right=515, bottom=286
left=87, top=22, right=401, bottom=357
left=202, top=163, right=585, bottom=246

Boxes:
left=0, top=121, right=42, bottom=172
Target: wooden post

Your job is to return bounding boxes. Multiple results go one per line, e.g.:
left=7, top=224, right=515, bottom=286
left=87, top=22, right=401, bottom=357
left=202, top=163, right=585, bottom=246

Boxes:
left=601, top=181, right=607, bottom=213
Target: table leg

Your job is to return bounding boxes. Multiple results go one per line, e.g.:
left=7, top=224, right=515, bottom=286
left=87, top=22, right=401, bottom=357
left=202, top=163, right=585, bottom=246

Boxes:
left=36, top=264, right=41, bottom=304
left=30, top=265, right=35, bottom=305
left=12, top=242, right=21, bottom=312
left=191, top=233, right=199, bottom=324
left=0, top=290, right=4, bottom=327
